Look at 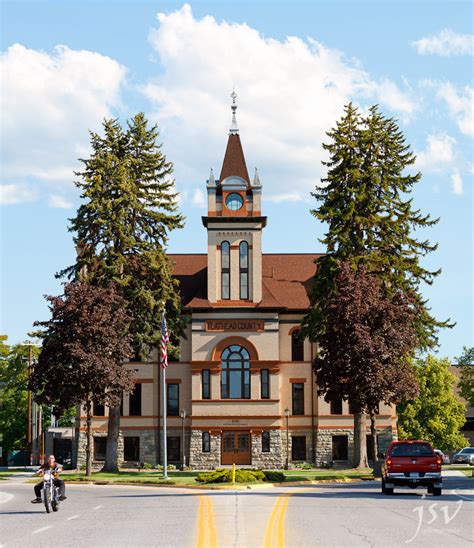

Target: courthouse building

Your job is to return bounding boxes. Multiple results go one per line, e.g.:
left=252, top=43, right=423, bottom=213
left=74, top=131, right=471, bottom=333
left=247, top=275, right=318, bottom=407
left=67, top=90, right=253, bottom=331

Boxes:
left=76, top=96, right=397, bottom=469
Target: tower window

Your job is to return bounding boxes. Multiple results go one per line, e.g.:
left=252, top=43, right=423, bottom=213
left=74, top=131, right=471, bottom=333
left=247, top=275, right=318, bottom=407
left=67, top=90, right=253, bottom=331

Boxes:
left=221, top=241, right=230, bottom=300
left=225, top=193, right=244, bottom=211
left=239, top=241, right=249, bottom=300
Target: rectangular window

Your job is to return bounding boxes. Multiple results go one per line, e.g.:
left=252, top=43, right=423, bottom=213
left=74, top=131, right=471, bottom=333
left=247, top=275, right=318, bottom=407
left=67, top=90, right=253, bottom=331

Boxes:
left=262, top=431, right=270, bottom=452
left=261, top=369, right=270, bottom=399
left=330, top=398, right=343, bottom=415
left=124, top=436, right=140, bottom=461
left=93, top=402, right=105, bottom=416
left=93, top=437, right=106, bottom=461
left=129, top=383, right=142, bottom=416
left=202, top=432, right=211, bottom=453
left=167, top=436, right=180, bottom=462
left=291, top=331, right=304, bottom=361
left=240, top=272, right=248, bottom=300
left=332, top=435, right=348, bottom=460
left=292, top=383, right=304, bottom=415
left=202, top=370, right=211, bottom=400
left=167, top=383, right=179, bottom=416
left=222, top=272, right=230, bottom=300
left=291, top=436, right=306, bottom=461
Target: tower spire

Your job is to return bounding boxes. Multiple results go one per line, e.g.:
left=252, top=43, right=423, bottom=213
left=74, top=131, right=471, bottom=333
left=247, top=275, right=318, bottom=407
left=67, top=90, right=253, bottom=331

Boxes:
left=229, top=88, right=239, bottom=134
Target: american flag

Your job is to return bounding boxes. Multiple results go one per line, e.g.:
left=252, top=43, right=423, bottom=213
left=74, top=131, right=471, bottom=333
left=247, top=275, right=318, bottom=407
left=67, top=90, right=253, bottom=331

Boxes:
left=161, top=312, right=170, bottom=369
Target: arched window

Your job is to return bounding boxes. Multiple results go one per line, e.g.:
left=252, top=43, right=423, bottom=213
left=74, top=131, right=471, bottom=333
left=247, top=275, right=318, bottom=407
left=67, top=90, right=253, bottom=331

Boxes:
left=221, top=345, right=251, bottom=399
left=202, top=432, right=210, bottom=453
left=239, top=241, right=249, bottom=300
left=291, top=330, right=304, bottom=361
left=221, top=241, right=230, bottom=300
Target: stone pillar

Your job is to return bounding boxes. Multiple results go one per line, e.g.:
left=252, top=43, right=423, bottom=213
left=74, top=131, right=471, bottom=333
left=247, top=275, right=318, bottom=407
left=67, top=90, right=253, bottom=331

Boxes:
left=189, top=430, right=222, bottom=470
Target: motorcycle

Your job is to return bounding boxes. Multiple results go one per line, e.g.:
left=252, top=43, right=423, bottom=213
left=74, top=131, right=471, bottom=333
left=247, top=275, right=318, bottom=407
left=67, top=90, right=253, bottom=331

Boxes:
left=41, top=470, right=61, bottom=513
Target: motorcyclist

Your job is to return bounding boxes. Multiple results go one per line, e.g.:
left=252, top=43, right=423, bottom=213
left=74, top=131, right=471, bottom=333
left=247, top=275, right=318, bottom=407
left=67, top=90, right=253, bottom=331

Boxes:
left=31, top=454, right=67, bottom=503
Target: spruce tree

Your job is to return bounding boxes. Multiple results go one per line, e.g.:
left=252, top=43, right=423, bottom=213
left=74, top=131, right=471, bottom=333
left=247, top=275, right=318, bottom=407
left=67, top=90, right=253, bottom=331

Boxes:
left=60, top=113, right=185, bottom=471
left=302, top=104, right=451, bottom=466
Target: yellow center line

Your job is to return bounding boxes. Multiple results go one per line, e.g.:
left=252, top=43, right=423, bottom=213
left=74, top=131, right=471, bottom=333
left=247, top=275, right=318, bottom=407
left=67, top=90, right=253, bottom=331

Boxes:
left=263, top=493, right=293, bottom=548
left=196, top=495, right=218, bottom=548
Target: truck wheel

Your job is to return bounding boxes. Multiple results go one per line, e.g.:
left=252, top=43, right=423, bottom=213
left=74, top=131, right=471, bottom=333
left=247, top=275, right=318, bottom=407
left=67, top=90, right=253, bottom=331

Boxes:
left=385, top=486, right=394, bottom=496
left=433, top=487, right=442, bottom=496
left=427, top=485, right=433, bottom=494
left=381, top=478, right=386, bottom=494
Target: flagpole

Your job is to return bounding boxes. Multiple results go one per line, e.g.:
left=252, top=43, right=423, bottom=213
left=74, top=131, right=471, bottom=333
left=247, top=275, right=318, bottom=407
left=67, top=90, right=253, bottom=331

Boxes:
left=161, top=311, right=168, bottom=480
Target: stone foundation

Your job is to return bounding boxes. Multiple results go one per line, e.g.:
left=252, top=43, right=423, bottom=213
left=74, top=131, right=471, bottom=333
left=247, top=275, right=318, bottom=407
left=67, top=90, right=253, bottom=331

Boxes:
left=76, top=430, right=124, bottom=469
left=189, top=430, right=221, bottom=469
left=252, top=430, right=284, bottom=469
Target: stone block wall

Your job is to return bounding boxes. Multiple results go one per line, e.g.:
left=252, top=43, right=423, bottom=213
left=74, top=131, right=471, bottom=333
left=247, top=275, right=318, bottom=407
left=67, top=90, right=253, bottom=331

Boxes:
left=315, top=428, right=355, bottom=467
left=251, top=430, right=284, bottom=469
left=76, top=430, right=124, bottom=469
left=189, top=430, right=221, bottom=469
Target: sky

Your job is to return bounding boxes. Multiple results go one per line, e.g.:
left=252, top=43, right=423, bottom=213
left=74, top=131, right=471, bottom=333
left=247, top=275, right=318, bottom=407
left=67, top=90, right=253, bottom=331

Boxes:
left=1, top=0, right=473, bottom=359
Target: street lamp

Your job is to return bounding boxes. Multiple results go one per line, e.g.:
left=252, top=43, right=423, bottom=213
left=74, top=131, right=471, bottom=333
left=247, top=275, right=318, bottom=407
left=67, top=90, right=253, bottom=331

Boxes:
left=180, top=409, right=186, bottom=470
left=70, top=416, right=76, bottom=469
left=284, top=407, right=290, bottom=470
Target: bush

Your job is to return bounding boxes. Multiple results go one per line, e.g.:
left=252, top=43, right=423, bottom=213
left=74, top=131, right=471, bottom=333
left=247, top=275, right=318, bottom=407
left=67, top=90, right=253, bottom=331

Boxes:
left=195, top=468, right=266, bottom=483
left=263, top=470, right=285, bottom=482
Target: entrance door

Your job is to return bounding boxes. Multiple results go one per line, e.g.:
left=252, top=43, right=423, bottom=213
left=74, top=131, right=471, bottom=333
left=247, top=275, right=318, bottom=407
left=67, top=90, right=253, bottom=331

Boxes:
left=221, top=432, right=251, bottom=465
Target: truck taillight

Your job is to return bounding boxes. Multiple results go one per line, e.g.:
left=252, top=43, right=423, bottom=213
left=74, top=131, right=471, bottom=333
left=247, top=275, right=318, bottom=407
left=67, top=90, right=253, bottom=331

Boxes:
left=436, top=458, right=442, bottom=465
left=386, top=458, right=392, bottom=466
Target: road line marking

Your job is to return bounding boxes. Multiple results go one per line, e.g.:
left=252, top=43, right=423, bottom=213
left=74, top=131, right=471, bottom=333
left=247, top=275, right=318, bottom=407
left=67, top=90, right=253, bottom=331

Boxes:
left=94, top=505, right=103, bottom=510
left=196, top=496, right=217, bottom=548
left=67, top=514, right=80, bottom=520
left=263, top=493, right=292, bottom=548
left=32, top=526, right=53, bottom=534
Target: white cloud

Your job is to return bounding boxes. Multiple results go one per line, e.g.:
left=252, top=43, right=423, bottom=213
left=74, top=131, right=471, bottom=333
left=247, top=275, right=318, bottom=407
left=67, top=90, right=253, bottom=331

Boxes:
left=412, top=29, right=474, bottom=57
left=435, top=83, right=474, bottom=136
left=48, top=194, right=74, bottom=209
left=415, top=133, right=456, bottom=170
left=0, top=43, right=126, bottom=204
left=0, top=183, right=37, bottom=205
left=191, top=188, right=206, bottom=207
left=451, top=170, right=463, bottom=195
left=144, top=4, right=416, bottom=201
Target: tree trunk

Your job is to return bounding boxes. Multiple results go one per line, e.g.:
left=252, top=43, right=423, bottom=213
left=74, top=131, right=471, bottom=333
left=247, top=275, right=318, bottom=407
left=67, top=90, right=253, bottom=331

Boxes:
left=370, top=410, right=378, bottom=461
left=353, top=410, right=369, bottom=469
left=85, top=398, right=93, bottom=477
left=103, top=404, right=121, bottom=472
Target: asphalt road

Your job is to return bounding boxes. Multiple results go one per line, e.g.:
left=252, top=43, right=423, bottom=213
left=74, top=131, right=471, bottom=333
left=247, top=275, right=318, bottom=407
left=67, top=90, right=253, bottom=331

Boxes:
left=0, top=475, right=473, bottom=547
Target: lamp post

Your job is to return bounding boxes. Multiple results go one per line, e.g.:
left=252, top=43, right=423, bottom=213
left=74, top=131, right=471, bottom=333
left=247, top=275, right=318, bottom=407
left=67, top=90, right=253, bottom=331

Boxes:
left=70, top=416, right=76, bottom=469
left=180, top=409, right=186, bottom=470
left=284, top=407, right=290, bottom=470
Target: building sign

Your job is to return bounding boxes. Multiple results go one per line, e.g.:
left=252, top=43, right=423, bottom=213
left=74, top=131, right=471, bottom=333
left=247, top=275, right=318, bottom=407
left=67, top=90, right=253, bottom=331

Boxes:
left=205, top=320, right=264, bottom=332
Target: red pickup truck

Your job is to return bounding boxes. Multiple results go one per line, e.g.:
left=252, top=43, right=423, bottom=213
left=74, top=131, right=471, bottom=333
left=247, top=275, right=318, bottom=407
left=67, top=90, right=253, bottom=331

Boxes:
left=381, top=440, right=442, bottom=496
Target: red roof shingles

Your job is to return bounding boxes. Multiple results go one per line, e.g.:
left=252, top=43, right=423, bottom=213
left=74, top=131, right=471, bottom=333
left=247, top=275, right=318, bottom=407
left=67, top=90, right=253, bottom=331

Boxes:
left=168, top=253, right=322, bottom=311
left=219, top=134, right=250, bottom=184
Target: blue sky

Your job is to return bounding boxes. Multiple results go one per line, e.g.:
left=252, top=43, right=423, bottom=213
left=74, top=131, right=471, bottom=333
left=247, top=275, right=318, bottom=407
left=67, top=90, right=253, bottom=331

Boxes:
left=1, top=0, right=472, bottom=359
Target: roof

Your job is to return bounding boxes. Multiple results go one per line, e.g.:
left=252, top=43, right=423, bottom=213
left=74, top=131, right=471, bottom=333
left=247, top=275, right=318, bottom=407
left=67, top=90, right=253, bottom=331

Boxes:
left=219, top=134, right=250, bottom=185
left=168, top=253, right=322, bottom=311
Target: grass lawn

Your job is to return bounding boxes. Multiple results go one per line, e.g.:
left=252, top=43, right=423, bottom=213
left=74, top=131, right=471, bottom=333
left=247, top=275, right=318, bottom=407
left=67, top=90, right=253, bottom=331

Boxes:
left=282, top=468, right=373, bottom=482
left=444, top=465, right=474, bottom=477
left=49, top=468, right=373, bottom=486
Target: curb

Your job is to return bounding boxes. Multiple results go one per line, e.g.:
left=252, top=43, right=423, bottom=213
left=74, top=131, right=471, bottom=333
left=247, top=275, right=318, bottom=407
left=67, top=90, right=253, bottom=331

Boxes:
left=61, top=476, right=374, bottom=490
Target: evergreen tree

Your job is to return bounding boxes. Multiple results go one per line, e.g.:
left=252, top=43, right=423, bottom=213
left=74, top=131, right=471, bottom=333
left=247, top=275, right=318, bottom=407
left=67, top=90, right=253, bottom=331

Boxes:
left=397, top=355, right=468, bottom=451
left=302, top=104, right=450, bottom=350
left=59, top=113, right=185, bottom=471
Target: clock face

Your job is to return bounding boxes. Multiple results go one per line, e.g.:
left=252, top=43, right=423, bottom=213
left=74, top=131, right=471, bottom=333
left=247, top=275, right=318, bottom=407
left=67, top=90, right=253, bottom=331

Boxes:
left=225, top=193, right=244, bottom=211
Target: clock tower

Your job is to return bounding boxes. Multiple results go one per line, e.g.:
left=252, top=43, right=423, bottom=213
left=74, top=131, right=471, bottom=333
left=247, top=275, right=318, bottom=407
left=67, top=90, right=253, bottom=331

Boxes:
left=202, top=92, right=267, bottom=304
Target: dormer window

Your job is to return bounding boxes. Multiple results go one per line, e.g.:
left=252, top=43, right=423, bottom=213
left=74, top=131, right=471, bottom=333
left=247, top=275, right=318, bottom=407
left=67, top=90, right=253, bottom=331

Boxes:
left=221, top=241, right=230, bottom=300
left=225, top=193, right=244, bottom=211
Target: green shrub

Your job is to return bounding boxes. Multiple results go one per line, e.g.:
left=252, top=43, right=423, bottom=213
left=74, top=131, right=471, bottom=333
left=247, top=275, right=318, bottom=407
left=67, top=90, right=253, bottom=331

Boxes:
left=263, top=470, right=285, bottom=482
left=195, top=468, right=266, bottom=483
left=141, top=462, right=152, bottom=470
